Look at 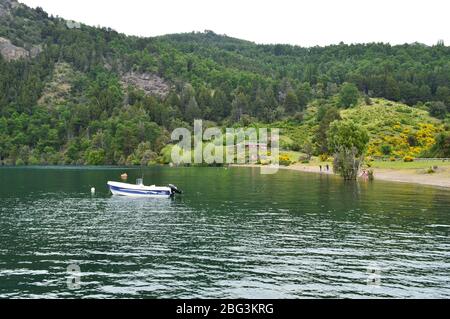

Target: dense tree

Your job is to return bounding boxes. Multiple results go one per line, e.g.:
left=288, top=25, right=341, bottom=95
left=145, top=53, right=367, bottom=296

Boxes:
left=284, top=90, right=299, bottom=113
left=185, top=96, right=201, bottom=122
left=427, top=101, right=448, bottom=119
left=230, top=93, right=249, bottom=122
left=328, top=120, right=369, bottom=180
left=314, top=105, right=342, bottom=155
left=0, top=1, right=449, bottom=165
left=296, top=83, right=312, bottom=111
left=338, top=83, right=359, bottom=108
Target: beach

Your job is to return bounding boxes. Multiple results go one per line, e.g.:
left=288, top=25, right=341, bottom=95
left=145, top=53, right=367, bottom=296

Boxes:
left=233, top=163, right=450, bottom=188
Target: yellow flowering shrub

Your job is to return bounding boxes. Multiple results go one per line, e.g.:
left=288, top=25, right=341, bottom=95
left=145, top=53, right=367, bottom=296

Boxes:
left=367, top=143, right=382, bottom=156
left=366, top=122, right=441, bottom=158
left=279, top=153, right=292, bottom=166
left=403, top=155, right=414, bottom=162
left=416, top=123, right=439, bottom=148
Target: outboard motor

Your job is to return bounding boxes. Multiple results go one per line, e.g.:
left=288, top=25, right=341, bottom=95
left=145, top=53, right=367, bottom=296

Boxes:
left=169, top=184, right=182, bottom=195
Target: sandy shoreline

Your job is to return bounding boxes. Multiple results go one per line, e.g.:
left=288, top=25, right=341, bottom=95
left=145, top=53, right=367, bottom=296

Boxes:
left=233, top=163, right=450, bottom=188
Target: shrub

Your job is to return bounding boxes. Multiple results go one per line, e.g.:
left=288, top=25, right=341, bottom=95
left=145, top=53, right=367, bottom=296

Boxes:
left=407, top=135, right=418, bottom=147
left=390, top=157, right=396, bottom=162
left=279, top=154, right=292, bottom=166
left=290, top=141, right=301, bottom=152
left=293, top=112, right=304, bottom=122
left=427, top=101, right=447, bottom=119
left=28, top=156, right=40, bottom=165
left=426, top=132, right=450, bottom=158
left=158, top=144, right=174, bottom=164
left=380, top=144, right=392, bottom=155
left=338, top=83, right=359, bottom=108
left=86, top=149, right=106, bottom=165
left=301, top=141, right=313, bottom=159
left=319, top=154, right=329, bottom=162
left=403, top=155, right=414, bottom=162
left=332, top=147, right=363, bottom=180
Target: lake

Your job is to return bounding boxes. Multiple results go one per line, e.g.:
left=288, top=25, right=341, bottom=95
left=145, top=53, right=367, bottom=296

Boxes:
left=0, top=166, right=449, bottom=298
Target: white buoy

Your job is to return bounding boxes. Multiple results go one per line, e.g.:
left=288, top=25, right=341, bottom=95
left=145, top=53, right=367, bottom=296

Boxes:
left=91, top=187, right=95, bottom=194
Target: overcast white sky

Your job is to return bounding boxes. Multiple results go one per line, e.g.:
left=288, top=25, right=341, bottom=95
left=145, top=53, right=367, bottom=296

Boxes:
left=19, top=0, right=450, bottom=46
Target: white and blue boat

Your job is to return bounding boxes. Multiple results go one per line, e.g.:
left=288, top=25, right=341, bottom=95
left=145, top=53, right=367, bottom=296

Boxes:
left=107, top=179, right=182, bottom=198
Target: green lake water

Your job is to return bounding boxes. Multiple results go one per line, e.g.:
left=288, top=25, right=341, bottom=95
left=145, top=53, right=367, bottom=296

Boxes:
left=0, top=166, right=449, bottom=298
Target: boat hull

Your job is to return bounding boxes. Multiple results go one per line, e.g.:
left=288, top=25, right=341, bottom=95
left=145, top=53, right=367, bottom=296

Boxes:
left=107, top=181, right=173, bottom=198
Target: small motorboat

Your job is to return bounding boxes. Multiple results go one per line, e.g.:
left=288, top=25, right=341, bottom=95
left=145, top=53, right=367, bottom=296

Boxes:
left=107, top=178, right=182, bottom=198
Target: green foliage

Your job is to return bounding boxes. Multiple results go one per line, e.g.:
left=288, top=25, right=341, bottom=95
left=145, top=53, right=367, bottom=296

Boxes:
left=328, top=120, right=369, bottom=156
left=380, top=144, right=392, bottom=156
left=332, top=147, right=363, bottom=180
left=423, top=132, right=450, bottom=158
left=86, top=149, right=105, bottom=165
left=0, top=2, right=449, bottom=165
left=341, top=98, right=443, bottom=158
left=338, top=83, right=359, bottom=108
left=284, top=90, right=299, bottom=113
left=314, top=105, right=342, bottom=154
left=427, top=101, right=448, bottom=119
left=158, top=144, right=174, bottom=164
left=328, top=120, right=369, bottom=180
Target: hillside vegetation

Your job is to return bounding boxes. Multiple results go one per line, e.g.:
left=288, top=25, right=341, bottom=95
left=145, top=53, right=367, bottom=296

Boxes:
left=265, top=98, right=444, bottom=159
left=0, top=0, right=449, bottom=165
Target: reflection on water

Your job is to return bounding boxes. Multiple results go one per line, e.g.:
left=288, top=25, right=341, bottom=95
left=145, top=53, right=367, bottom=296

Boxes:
left=0, top=166, right=449, bottom=298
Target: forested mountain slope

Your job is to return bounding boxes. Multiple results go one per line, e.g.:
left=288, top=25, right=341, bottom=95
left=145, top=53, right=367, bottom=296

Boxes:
left=0, top=0, right=449, bottom=165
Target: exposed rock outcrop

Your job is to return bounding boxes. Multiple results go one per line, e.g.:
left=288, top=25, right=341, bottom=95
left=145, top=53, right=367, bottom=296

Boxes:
left=0, top=0, right=16, bottom=18
left=0, top=37, right=29, bottom=61
left=121, top=72, right=171, bottom=97
left=0, top=1, right=42, bottom=61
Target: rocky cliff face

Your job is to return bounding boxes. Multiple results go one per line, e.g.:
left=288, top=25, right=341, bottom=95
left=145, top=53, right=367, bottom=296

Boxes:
left=0, top=0, right=43, bottom=61
left=121, top=72, right=171, bottom=97
left=0, top=36, right=29, bottom=61
left=0, top=0, right=14, bottom=17
left=0, top=0, right=21, bottom=16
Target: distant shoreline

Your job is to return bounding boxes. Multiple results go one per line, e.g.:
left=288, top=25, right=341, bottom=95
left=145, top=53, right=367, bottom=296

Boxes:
left=2, top=163, right=449, bottom=189
left=232, top=163, right=450, bottom=189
